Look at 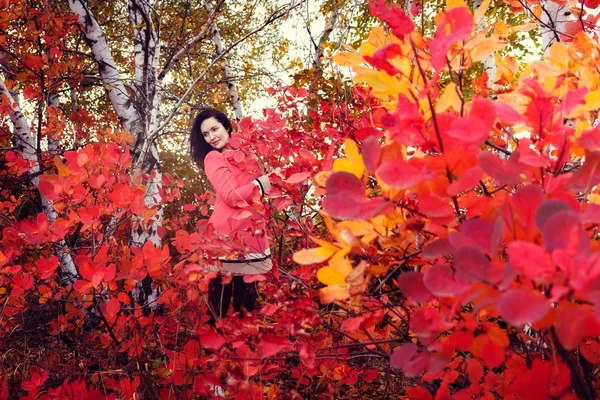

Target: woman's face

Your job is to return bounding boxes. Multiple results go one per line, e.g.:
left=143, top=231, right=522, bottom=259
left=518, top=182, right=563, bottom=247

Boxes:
left=200, top=117, right=229, bottom=150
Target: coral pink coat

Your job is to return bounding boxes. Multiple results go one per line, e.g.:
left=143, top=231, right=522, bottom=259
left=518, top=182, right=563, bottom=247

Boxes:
left=204, top=150, right=271, bottom=274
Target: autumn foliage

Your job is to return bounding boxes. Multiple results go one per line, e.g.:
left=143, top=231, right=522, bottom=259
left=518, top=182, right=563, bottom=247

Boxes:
left=4, top=0, right=600, bottom=399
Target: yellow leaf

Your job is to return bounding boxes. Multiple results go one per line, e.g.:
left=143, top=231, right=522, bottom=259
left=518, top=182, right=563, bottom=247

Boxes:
left=469, top=38, right=506, bottom=62
left=309, top=236, right=340, bottom=251
left=588, top=194, right=600, bottom=204
left=473, top=0, right=491, bottom=23
left=319, top=285, right=350, bottom=303
left=333, top=140, right=366, bottom=178
left=344, top=139, right=365, bottom=178
left=585, top=90, right=600, bottom=111
left=293, top=247, right=336, bottom=265
left=495, top=21, right=508, bottom=36
left=435, top=82, right=461, bottom=113
left=368, top=26, right=386, bottom=49
left=337, top=220, right=374, bottom=237
left=446, top=0, right=467, bottom=9
left=329, top=254, right=353, bottom=277
left=354, top=70, right=404, bottom=97
left=317, top=266, right=346, bottom=285
left=333, top=158, right=353, bottom=174
left=548, top=42, right=569, bottom=70
left=54, top=155, right=70, bottom=177
left=333, top=51, right=364, bottom=67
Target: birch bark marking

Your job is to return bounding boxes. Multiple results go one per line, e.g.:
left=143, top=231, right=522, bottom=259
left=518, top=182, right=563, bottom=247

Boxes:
left=208, top=7, right=244, bottom=121
left=472, top=0, right=496, bottom=88
left=47, top=92, right=60, bottom=156
left=128, top=0, right=163, bottom=309
left=0, top=78, right=78, bottom=283
left=539, top=0, right=577, bottom=55
left=212, top=23, right=244, bottom=121
left=67, top=0, right=142, bottom=139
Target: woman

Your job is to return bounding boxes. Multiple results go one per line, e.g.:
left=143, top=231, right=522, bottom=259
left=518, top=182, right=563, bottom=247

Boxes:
left=190, top=108, right=273, bottom=321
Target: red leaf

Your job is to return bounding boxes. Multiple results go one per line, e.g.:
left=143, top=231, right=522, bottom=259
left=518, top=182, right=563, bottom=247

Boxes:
left=447, top=98, right=495, bottom=143
left=377, top=158, right=432, bottom=189
left=362, top=136, right=381, bottom=173
left=568, top=151, right=600, bottom=192
left=322, top=195, right=362, bottom=219
left=467, top=358, right=484, bottom=383
left=243, top=274, right=266, bottom=283
left=478, top=151, right=524, bottom=185
left=257, top=334, right=292, bottom=357
left=423, top=263, right=468, bottom=297
left=521, top=79, right=554, bottom=134
left=368, top=0, right=414, bottom=39
left=449, top=218, right=494, bottom=254
left=422, top=239, right=452, bottom=259
left=554, top=304, right=586, bottom=350
left=581, top=340, right=600, bottom=363
left=390, top=343, right=429, bottom=376
left=507, top=241, right=555, bottom=281
left=105, top=298, right=120, bottom=317
left=494, top=102, right=526, bottom=125
left=183, top=204, right=196, bottom=211
left=36, top=256, right=59, bottom=280
left=184, top=340, right=200, bottom=361
left=541, top=210, right=587, bottom=254
left=341, top=316, right=365, bottom=333
left=284, top=171, right=311, bottom=184
left=447, top=165, right=483, bottom=196
left=454, top=247, right=495, bottom=283
left=517, top=138, right=550, bottom=167
left=496, top=288, right=549, bottom=326
left=430, top=7, right=473, bottom=70
left=563, top=87, right=588, bottom=115
left=396, top=271, right=432, bottom=303
left=325, top=171, right=364, bottom=199
left=579, top=125, right=600, bottom=151
left=323, top=172, right=391, bottom=219
left=364, top=44, right=403, bottom=75
left=300, top=342, right=316, bottom=369
left=200, top=329, right=225, bottom=351
left=384, top=95, right=427, bottom=146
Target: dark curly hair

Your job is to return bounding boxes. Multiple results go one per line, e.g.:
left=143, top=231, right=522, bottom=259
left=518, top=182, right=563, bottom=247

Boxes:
left=190, top=107, right=233, bottom=168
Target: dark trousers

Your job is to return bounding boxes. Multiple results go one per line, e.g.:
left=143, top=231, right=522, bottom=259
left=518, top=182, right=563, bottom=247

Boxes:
left=208, top=275, right=257, bottom=319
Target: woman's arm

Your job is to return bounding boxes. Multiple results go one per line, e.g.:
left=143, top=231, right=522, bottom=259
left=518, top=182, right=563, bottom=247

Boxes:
left=204, top=151, right=270, bottom=207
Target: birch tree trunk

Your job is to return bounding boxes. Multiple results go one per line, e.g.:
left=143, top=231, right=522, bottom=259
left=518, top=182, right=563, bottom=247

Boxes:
left=67, top=0, right=162, bottom=307
left=0, top=78, right=78, bottom=284
left=127, top=0, right=163, bottom=308
left=539, top=0, right=577, bottom=55
left=472, top=0, right=496, bottom=88
left=210, top=18, right=244, bottom=121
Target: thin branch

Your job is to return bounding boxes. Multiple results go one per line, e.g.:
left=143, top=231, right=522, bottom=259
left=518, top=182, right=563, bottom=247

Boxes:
left=158, top=0, right=226, bottom=80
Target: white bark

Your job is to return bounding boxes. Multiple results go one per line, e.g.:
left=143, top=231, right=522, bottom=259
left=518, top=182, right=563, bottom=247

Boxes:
left=472, top=0, right=496, bottom=87
left=0, top=78, right=78, bottom=283
left=539, top=0, right=577, bottom=55
left=67, top=0, right=142, bottom=139
left=313, top=6, right=338, bottom=71
left=127, top=0, right=164, bottom=308
left=47, top=92, right=60, bottom=156
left=211, top=21, right=244, bottom=121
